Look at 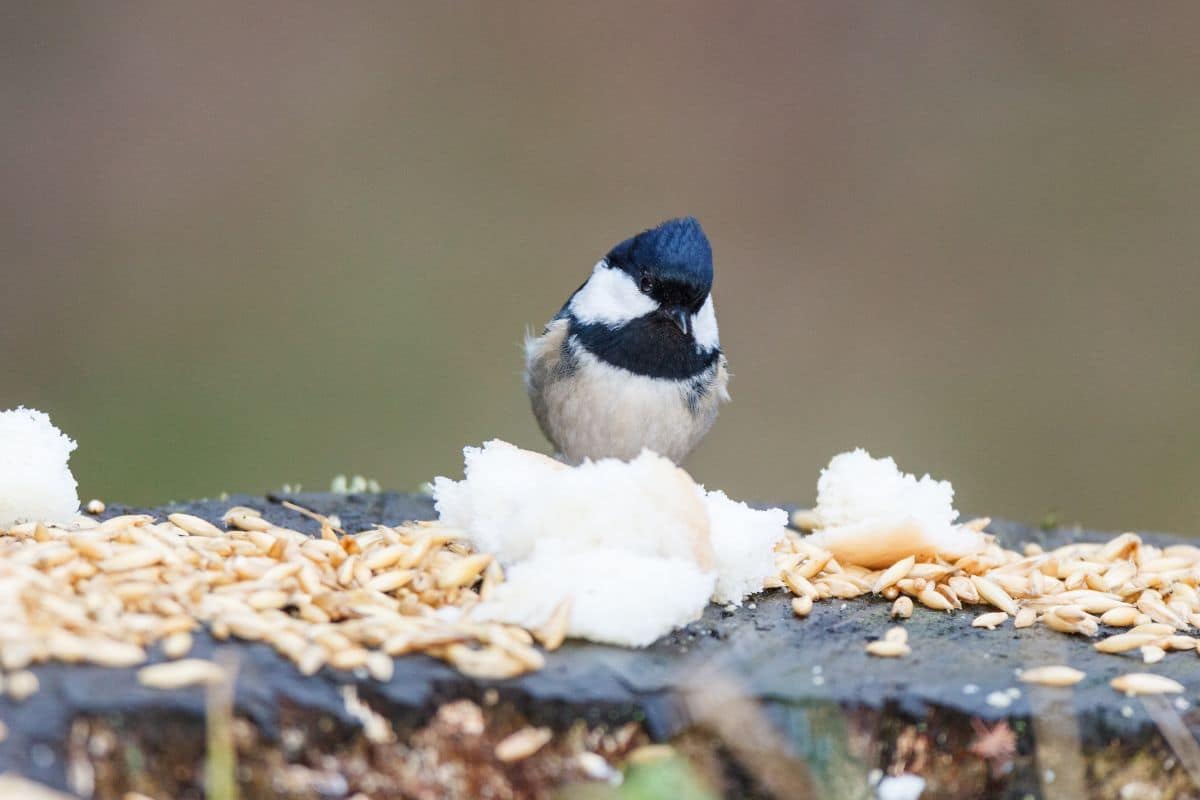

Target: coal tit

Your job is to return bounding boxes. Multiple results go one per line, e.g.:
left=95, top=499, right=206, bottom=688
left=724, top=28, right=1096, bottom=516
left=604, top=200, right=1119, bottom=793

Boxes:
left=524, top=216, right=729, bottom=464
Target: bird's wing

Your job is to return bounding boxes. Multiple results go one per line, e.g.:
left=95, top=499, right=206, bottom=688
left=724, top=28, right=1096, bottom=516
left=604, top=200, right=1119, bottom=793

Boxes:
left=523, top=317, right=570, bottom=393
left=523, top=317, right=571, bottom=452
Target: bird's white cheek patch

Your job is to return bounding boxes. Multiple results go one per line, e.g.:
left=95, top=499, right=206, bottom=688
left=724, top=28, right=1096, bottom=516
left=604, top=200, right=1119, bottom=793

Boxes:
left=569, top=261, right=658, bottom=327
left=691, top=295, right=720, bottom=351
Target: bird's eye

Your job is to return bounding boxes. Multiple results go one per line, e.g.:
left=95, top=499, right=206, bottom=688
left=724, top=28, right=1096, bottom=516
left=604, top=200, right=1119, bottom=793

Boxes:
left=638, top=274, right=653, bottom=293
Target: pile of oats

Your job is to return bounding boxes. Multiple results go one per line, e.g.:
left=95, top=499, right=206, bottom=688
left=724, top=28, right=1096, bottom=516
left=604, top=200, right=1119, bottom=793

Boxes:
left=778, top=519, right=1200, bottom=691
left=0, top=505, right=566, bottom=699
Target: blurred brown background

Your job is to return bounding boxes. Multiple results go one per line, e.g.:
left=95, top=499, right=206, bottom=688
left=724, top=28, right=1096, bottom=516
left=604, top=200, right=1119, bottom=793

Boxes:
left=4, top=3, right=1198, bottom=533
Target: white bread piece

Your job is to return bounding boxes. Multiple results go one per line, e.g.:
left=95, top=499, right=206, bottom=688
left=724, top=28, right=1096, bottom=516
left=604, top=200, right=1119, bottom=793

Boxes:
left=0, top=407, right=79, bottom=528
left=807, top=449, right=984, bottom=568
left=473, top=544, right=715, bottom=648
left=704, top=490, right=787, bottom=605
left=434, top=440, right=713, bottom=569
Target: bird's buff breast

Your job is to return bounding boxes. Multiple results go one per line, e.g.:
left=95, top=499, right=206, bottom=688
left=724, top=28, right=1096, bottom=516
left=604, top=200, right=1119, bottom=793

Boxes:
left=528, top=325, right=726, bottom=464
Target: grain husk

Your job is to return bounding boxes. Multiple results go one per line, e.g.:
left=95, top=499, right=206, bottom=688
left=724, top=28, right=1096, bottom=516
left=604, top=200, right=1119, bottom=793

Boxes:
left=1019, top=665, right=1085, bottom=687
left=495, top=727, right=553, bottom=762
left=865, top=640, right=910, bottom=658
left=972, top=612, right=1008, bottom=630
left=137, top=659, right=225, bottom=689
left=1110, top=673, right=1184, bottom=696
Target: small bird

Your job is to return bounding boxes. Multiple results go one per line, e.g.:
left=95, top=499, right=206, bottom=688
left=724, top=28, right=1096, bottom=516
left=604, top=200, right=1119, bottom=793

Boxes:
left=524, top=216, right=729, bottom=464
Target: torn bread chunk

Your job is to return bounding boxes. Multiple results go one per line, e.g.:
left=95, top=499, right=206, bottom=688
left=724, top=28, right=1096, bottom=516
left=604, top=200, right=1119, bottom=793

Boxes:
left=433, top=441, right=788, bottom=645
left=434, top=440, right=714, bottom=568
left=805, top=449, right=985, bottom=568
left=473, top=545, right=716, bottom=647
left=704, top=490, right=787, bottom=606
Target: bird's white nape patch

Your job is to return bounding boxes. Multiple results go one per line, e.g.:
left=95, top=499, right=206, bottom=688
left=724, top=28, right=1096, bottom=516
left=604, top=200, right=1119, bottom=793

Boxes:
left=568, top=261, right=659, bottom=327
left=691, top=294, right=719, bottom=351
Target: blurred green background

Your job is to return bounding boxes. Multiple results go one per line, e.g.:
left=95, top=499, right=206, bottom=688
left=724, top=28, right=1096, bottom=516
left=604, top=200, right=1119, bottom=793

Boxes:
left=4, top=3, right=1198, bottom=534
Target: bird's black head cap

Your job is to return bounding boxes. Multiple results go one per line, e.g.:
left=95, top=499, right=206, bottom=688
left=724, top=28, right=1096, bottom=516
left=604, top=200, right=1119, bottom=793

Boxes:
left=605, top=217, right=713, bottom=311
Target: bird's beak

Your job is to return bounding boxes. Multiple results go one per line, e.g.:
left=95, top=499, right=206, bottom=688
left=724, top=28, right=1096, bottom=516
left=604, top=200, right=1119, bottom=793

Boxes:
left=661, top=306, right=690, bottom=336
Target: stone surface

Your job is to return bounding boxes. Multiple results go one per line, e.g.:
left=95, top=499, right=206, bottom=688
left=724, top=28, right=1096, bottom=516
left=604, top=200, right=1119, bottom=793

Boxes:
left=1, top=493, right=1198, bottom=799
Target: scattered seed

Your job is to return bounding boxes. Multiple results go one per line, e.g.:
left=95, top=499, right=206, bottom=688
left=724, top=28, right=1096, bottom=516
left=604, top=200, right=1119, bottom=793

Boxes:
left=225, top=512, right=273, bottom=532
left=247, top=589, right=289, bottom=611
left=161, top=632, right=193, bottom=660
left=627, top=744, right=676, bottom=765
left=138, top=659, right=226, bottom=689
left=6, top=670, right=38, bottom=702
left=167, top=513, right=223, bottom=538
left=534, top=598, right=572, bottom=651
left=972, top=577, right=1019, bottom=616
left=909, top=563, right=952, bottom=581
left=363, top=544, right=407, bottom=571
left=973, top=612, right=1008, bottom=630
left=1019, top=665, right=1085, bottom=687
left=1069, top=593, right=1129, bottom=615
left=824, top=577, right=866, bottom=599
left=1110, top=673, right=1184, bottom=696
left=97, top=514, right=153, bottom=533
left=87, top=641, right=147, bottom=668
left=1100, top=606, right=1140, bottom=627
left=1042, top=608, right=1099, bottom=637
left=296, top=646, right=325, bottom=676
left=948, top=575, right=980, bottom=604
left=795, top=553, right=831, bottom=580
left=365, top=569, right=416, bottom=594
left=98, top=549, right=162, bottom=573
left=989, top=573, right=1029, bottom=598
left=495, top=726, right=553, bottom=762
left=1098, top=533, right=1140, bottom=562
left=1014, top=608, right=1037, bottom=629
left=365, top=651, right=395, bottom=682
left=865, top=640, right=910, bottom=658
left=489, top=631, right=545, bottom=672
left=890, top=596, right=913, bottom=619
left=446, top=644, right=528, bottom=680
left=1170, top=583, right=1199, bottom=610
left=782, top=570, right=817, bottom=599
left=437, top=553, right=492, bottom=590
left=1160, top=635, right=1197, bottom=652
left=1130, top=623, right=1176, bottom=637
left=873, top=556, right=915, bottom=594
left=792, top=595, right=813, bottom=618
left=1138, top=593, right=1187, bottom=629
left=1050, top=605, right=1089, bottom=623
left=1095, top=632, right=1165, bottom=654
left=918, top=585, right=954, bottom=611
left=85, top=499, right=106, bottom=515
